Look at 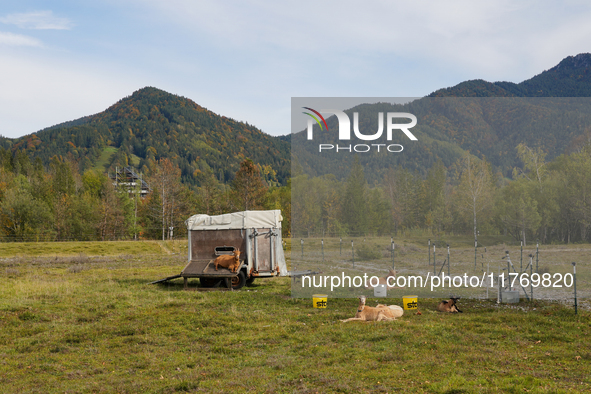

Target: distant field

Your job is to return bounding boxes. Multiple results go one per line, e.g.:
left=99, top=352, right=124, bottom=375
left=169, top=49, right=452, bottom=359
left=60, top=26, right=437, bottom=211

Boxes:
left=0, top=246, right=590, bottom=393
left=92, top=146, right=118, bottom=171
left=0, top=240, right=187, bottom=258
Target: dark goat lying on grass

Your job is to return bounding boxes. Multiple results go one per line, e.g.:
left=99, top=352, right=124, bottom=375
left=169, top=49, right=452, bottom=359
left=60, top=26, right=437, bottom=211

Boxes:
left=437, top=297, right=463, bottom=313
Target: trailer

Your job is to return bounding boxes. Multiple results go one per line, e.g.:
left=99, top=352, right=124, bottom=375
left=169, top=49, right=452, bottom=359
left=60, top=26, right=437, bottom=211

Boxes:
left=152, top=210, right=287, bottom=289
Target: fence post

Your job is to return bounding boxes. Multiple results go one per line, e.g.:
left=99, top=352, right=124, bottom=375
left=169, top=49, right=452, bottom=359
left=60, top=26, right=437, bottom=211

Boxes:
left=529, top=254, right=533, bottom=301
left=573, top=262, right=578, bottom=315
left=433, top=244, right=436, bottom=276
left=447, top=244, right=450, bottom=276
left=520, top=241, right=523, bottom=272
left=536, top=240, right=539, bottom=273
left=474, top=239, right=477, bottom=270
left=301, top=239, right=304, bottom=259
left=321, top=239, right=324, bottom=262
left=351, top=240, right=354, bottom=268
left=391, top=242, right=395, bottom=270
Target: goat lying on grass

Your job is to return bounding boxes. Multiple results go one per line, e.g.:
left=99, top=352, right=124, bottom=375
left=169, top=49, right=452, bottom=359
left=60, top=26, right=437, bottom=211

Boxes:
left=341, top=296, right=404, bottom=322
left=437, top=297, right=462, bottom=313
left=214, top=250, right=241, bottom=273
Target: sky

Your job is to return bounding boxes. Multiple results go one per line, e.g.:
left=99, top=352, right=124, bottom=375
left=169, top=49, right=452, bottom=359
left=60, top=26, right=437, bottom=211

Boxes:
left=1, top=1, right=591, bottom=139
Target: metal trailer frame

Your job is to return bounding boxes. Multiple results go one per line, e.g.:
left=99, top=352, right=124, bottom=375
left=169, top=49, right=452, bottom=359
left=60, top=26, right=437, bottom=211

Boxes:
left=151, top=211, right=286, bottom=290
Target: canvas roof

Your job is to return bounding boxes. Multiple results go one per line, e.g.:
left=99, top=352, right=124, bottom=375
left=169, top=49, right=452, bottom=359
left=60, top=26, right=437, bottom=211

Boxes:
left=185, top=210, right=283, bottom=230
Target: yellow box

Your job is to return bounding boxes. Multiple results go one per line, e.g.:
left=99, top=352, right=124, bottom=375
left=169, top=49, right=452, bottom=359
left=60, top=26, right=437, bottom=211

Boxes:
left=313, top=294, right=327, bottom=308
left=403, top=295, right=418, bottom=310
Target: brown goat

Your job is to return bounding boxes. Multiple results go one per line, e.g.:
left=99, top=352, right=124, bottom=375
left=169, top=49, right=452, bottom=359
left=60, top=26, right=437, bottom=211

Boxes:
left=214, top=250, right=241, bottom=273
left=437, top=297, right=462, bottom=313
left=341, top=296, right=404, bottom=322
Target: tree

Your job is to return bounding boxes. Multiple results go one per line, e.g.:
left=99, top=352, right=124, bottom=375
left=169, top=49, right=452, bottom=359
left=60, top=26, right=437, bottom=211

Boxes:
left=424, top=160, right=447, bottom=233
left=98, top=179, right=127, bottom=241
left=342, top=157, right=367, bottom=235
left=230, top=159, right=267, bottom=211
left=0, top=175, right=53, bottom=240
left=514, top=143, right=557, bottom=243
left=264, top=179, right=291, bottom=237
left=146, top=158, right=190, bottom=240
left=497, top=179, right=541, bottom=244
left=195, top=167, right=225, bottom=215
left=455, top=155, right=495, bottom=240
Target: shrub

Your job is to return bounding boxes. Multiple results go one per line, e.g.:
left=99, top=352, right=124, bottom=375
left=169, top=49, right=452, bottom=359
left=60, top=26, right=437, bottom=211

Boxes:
left=355, top=243, right=381, bottom=260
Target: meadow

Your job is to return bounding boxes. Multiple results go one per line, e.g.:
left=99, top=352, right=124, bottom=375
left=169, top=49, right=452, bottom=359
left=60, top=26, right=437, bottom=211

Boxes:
left=0, top=239, right=589, bottom=393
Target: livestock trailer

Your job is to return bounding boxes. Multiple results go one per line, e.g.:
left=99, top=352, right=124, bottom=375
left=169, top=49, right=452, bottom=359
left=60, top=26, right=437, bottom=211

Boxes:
left=153, top=210, right=287, bottom=289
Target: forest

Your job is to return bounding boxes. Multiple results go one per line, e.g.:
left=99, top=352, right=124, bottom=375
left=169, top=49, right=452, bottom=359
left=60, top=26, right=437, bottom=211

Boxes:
left=2, top=137, right=591, bottom=244
left=291, top=141, right=591, bottom=245
left=0, top=149, right=290, bottom=242
left=3, top=54, right=591, bottom=244
left=0, top=87, right=290, bottom=187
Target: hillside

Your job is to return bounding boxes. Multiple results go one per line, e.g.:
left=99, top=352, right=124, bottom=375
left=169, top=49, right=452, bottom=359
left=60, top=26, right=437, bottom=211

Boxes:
left=2, top=54, right=591, bottom=185
left=294, top=96, right=591, bottom=181
left=429, top=53, right=591, bottom=97
left=293, top=54, right=591, bottom=181
left=0, top=87, right=290, bottom=186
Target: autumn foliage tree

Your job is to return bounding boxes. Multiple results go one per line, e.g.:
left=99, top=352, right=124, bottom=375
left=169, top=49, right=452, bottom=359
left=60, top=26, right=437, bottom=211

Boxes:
left=230, top=159, right=267, bottom=211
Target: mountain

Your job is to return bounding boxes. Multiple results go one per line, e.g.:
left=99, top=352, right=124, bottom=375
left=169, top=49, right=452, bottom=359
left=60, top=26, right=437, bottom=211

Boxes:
left=3, top=54, right=591, bottom=186
left=430, top=53, right=591, bottom=97
left=291, top=54, right=591, bottom=181
left=0, top=87, right=290, bottom=186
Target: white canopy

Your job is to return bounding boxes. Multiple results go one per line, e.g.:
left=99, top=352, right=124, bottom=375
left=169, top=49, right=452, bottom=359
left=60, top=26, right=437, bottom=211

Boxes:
left=185, top=210, right=283, bottom=230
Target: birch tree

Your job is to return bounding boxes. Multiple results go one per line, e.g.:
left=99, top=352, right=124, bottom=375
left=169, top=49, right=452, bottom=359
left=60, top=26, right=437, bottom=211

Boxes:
left=456, top=155, right=495, bottom=240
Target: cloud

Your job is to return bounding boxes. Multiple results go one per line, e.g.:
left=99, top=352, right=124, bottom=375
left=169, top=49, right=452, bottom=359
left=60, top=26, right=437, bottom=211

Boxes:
left=0, top=32, right=42, bottom=47
left=0, top=10, right=72, bottom=30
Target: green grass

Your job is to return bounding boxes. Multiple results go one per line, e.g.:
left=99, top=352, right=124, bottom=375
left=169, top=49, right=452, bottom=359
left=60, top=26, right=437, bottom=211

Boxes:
left=93, top=146, right=118, bottom=172
left=0, top=248, right=590, bottom=393
left=0, top=240, right=187, bottom=258
left=92, top=146, right=142, bottom=172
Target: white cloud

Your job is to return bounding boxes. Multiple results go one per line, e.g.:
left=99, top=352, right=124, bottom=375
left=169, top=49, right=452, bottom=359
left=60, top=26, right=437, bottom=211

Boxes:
left=0, top=11, right=72, bottom=30
left=0, top=32, right=42, bottom=47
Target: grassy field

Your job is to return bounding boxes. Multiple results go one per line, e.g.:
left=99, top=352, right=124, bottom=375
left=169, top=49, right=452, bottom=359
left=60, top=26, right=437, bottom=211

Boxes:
left=92, top=146, right=141, bottom=172
left=1, top=242, right=590, bottom=393
left=0, top=240, right=187, bottom=258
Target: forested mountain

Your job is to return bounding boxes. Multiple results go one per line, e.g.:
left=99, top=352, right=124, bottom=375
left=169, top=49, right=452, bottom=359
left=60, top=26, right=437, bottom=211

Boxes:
left=0, top=87, right=290, bottom=186
left=294, top=54, right=591, bottom=181
left=290, top=53, right=591, bottom=244
left=430, top=53, right=591, bottom=97
left=293, top=97, right=591, bottom=181
left=2, top=53, right=590, bottom=187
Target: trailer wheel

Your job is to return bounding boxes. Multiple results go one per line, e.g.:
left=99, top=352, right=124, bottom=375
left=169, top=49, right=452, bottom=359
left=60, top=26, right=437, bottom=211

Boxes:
left=200, top=277, right=221, bottom=288
left=230, top=271, right=246, bottom=290
left=246, top=277, right=255, bottom=286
